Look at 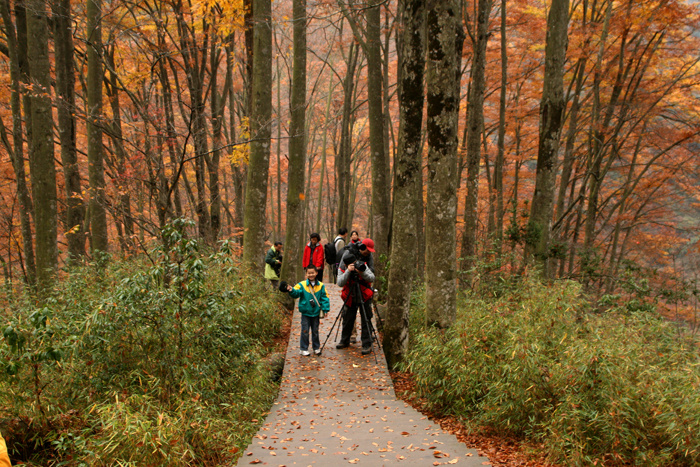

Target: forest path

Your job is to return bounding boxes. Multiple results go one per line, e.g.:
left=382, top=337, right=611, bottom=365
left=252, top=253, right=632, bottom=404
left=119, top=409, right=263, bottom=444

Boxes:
left=238, top=283, right=488, bottom=466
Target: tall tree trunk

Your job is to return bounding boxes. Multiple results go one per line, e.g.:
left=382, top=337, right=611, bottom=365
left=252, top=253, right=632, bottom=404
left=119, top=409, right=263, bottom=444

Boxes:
left=105, top=43, right=134, bottom=252
left=524, top=0, right=570, bottom=274
left=15, top=1, right=32, bottom=158
left=53, top=0, right=85, bottom=261
left=275, top=57, right=282, bottom=239
left=226, top=38, right=246, bottom=239
left=315, top=78, right=334, bottom=234
left=176, top=7, right=211, bottom=243
left=0, top=0, right=36, bottom=283
left=336, top=42, right=358, bottom=231
left=242, top=0, right=272, bottom=268
left=281, top=0, right=307, bottom=288
left=157, top=21, right=183, bottom=220
left=494, top=0, right=507, bottom=254
left=582, top=0, right=613, bottom=269
left=385, top=0, right=425, bottom=368
left=27, top=0, right=57, bottom=288
left=425, top=0, right=463, bottom=328
left=366, top=0, right=390, bottom=269
left=460, top=0, right=491, bottom=276
left=210, top=33, right=224, bottom=243
left=554, top=58, right=585, bottom=225
left=87, top=0, right=108, bottom=254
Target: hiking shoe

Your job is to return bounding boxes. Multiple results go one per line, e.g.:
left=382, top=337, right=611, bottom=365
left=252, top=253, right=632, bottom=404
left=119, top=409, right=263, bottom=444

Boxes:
left=361, top=347, right=372, bottom=355
left=336, top=343, right=349, bottom=349
left=300, top=350, right=310, bottom=356
left=314, top=349, right=322, bottom=355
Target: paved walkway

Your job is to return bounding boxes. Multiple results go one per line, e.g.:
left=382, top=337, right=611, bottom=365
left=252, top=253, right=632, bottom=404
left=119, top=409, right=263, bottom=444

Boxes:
left=239, top=284, right=488, bottom=466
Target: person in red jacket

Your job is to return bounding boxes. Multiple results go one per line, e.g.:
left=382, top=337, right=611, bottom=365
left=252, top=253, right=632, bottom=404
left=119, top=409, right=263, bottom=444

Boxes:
left=303, top=233, right=325, bottom=281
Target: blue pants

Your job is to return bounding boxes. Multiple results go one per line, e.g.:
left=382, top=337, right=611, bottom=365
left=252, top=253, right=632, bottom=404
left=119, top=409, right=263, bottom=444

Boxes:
left=300, top=314, right=320, bottom=351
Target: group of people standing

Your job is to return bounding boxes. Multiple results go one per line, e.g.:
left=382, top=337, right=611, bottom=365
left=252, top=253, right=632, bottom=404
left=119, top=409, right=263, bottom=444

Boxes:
left=264, top=228, right=377, bottom=357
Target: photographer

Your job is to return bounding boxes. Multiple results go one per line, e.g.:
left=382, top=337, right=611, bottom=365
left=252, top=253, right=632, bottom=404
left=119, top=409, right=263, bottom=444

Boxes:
left=335, top=239, right=376, bottom=355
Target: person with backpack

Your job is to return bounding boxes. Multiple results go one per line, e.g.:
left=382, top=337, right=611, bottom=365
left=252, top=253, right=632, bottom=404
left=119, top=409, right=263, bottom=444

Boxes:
left=303, top=233, right=325, bottom=281
left=325, top=228, right=347, bottom=281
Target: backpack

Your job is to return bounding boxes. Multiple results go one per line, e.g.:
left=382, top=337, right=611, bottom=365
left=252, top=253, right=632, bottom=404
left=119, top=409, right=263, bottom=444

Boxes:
left=324, top=236, right=345, bottom=265
left=324, top=242, right=336, bottom=265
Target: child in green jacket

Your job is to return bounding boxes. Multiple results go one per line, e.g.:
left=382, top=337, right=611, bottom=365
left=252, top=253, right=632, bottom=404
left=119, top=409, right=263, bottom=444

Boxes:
left=285, top=265, right=331, bottom=356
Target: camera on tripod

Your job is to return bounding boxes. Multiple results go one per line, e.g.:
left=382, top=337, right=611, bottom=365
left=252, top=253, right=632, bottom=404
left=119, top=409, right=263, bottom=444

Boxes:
left=343, top=253, right=367, bottom=275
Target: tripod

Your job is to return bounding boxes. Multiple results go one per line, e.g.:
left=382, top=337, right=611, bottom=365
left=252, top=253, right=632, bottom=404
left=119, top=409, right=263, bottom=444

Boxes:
left=320, top=276, right=381, bottom=362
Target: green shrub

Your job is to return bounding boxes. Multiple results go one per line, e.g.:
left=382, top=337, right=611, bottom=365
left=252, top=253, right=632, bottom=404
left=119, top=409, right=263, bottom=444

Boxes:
left=403, top=276, right=700, bottom=466
left=0, top=220, right=284, bottom=465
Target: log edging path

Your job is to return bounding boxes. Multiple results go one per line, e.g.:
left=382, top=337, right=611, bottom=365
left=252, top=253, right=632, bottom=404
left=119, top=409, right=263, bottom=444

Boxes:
left=239, top=284, right=489, bottom=466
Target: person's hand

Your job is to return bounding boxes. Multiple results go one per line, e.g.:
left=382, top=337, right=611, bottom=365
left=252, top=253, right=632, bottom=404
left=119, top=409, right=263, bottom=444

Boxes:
left=347, top=263, right=356, bottom=272
left=286, top=285, right=293, bottom=292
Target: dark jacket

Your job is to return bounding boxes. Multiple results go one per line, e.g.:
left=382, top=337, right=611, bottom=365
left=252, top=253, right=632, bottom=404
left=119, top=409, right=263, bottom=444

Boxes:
left=264, top=246, right=282, bottom=280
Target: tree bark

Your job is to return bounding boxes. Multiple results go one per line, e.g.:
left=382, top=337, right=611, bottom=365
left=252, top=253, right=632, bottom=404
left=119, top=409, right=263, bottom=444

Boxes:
left=53, top=0, right=85, bottom=261
left=336, top=42, right=358, bottom=231
left=524, top=0, right=570, bottom=273
left=281, top=0, right=307, bottom=288
left=175, top=5, right=211, bottom=243
left=493, top=0, right=507, bottom=254
left=210, top=33, right=223, bottom=243
left=27, top=0, right=57, bottom=288
left=87, top=0, right=108, bottom=255
left=366, top=0, right=390, bottom=270
left=385, top=0, right=425, bottom=368
left=226, top=38, right=246, bottom=239
left=425, top=0, right=463, bottom=328
left=0, top=0, right=36, bottom=283
left=242, top=0, right=272, bottom=269
left=315, top=78, right=334, bottom=234
left=105, top=43, right=134, bottom=252
left=460, top=0, right=491, bottom=276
